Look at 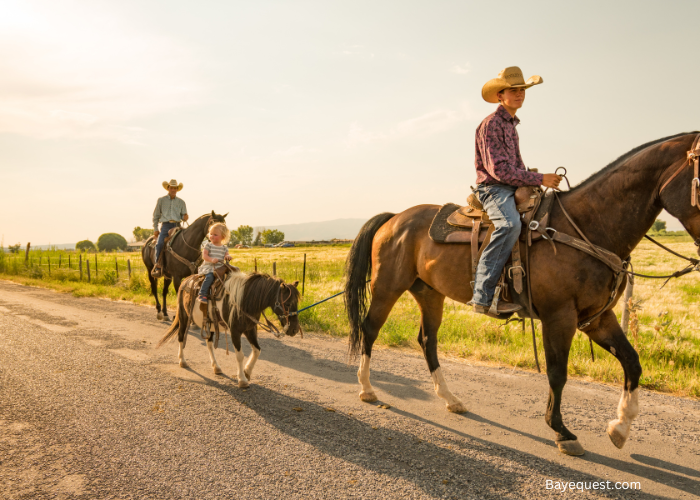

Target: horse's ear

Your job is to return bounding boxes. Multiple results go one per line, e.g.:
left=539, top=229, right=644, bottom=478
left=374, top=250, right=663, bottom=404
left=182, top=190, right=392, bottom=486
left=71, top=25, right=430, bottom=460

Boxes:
left=211, top=210, right=215, bottom=216
left=223, top=212, right=228, bottom=218
left=292, top=280, right=299, bottom=288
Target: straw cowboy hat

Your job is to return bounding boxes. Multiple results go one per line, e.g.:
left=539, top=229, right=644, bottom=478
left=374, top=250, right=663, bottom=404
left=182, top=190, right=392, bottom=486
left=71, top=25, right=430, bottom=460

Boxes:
left=482, top=66, right=543, bottom=104
left=162, top=179, right=183, bottom=191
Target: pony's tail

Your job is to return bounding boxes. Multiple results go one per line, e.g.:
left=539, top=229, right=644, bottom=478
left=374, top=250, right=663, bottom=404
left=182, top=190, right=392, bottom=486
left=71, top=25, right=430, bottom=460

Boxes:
left=345, top=213, right=395, bottom=359
left=157, top=291, right=185, bottom=348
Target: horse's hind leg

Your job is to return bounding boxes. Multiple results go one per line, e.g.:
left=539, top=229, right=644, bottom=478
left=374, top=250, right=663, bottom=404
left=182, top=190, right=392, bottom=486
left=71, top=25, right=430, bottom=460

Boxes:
left=242, top=328, right=261, bottom=381
left=149, top=274, right=163, bottom=320
left=177, top=303, right=192, bottom=368
left=357, top=287, right=404, bottom=403
left=410, top=282, right=466, bottom=414
left=587, top=310, right=642, bottom=449
left=206, top=339, right=222, bottom=374
left=541, top=308, right=583, bottom=455
left=231, top=331, right=249, bottom=388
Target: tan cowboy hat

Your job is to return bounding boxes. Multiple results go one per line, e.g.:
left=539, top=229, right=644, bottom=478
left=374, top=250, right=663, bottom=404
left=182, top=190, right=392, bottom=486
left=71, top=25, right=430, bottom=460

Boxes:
left=162, top=179, right=183, bottom=191
left=482, top=66, right=543, bottom=103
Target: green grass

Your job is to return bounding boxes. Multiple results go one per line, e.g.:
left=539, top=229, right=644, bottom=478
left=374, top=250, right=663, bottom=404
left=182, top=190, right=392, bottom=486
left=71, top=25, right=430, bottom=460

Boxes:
left=1, top=243, right=699, bottom=398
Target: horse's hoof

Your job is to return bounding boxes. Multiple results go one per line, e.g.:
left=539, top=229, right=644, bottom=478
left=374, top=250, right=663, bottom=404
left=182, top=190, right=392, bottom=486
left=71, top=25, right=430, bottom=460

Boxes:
left=213, top=367, right=223, bottom=375
left=179, top=360, right=189, bottom=368
left=557, top=440, right=585, bottom=456
left=163, top=316, right=170, bottom=322
left=446, top=402, right=468, bottom=414
left=359, top=391, right=378, bottom=403
left=157, top=312, right=164, bottom=321
left=244, top=369, right=251, bottom=381
left=607, top=419, right=629, bottom=449
left=238, top=379, right=250, bottom=389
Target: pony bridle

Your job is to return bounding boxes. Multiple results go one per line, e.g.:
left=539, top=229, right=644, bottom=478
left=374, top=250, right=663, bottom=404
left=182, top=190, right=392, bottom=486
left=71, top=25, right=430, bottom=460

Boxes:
left=273, top=285, right=298, bottom=326
left=658, top=133, right=700, bottom=245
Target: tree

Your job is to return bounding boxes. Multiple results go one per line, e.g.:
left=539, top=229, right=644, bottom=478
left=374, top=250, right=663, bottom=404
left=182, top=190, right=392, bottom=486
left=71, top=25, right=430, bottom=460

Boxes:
left=133, top=226, right=154, bottom=241
left=76, top=240, right=96, bottom=252
left=651, top=219, right=667, bottom=233
left=97, top=233, right=127, bottom=252
left=8, top=243, right=21, bottom=253
left=253, top=231, right=262, bottom=246
left=233, top=225, right=254, bottom=246
left=262, top=229, right=285, bottom=245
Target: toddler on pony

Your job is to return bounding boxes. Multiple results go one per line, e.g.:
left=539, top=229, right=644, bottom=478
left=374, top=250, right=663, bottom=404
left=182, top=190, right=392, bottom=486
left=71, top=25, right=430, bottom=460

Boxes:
left=198, top=222, right=233, bottom=303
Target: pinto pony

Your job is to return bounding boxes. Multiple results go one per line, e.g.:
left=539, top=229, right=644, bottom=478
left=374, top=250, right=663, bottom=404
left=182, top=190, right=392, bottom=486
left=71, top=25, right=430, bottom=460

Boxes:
left=345, top=132, right=700, bottom=456
left=158, top=272, right=301, bottom=387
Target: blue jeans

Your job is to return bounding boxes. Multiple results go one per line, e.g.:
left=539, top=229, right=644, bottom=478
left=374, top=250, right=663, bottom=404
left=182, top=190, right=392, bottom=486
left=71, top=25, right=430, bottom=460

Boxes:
left=199, top=273, right=215, bottom=299
left=472, top=184, right=522, bottom=307
left=154, top=222, right=179, bottom=264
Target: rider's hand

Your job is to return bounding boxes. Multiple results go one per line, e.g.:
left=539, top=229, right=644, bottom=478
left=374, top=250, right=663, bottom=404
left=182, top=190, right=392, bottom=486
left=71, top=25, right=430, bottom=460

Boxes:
left=183, top=214, right=189, bottom=222
left=213, top=258, right=220, bottom=264
left=153, top=231, right=160, bottom=238
left=542, top=174, right=562, bottom=189
left=225, top=255, right=232, bottom=262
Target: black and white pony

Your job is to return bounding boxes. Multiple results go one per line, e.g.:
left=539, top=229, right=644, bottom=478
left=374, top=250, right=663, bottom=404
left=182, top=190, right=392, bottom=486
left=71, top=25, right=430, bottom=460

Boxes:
left=158, top=271, right=301, bottom=387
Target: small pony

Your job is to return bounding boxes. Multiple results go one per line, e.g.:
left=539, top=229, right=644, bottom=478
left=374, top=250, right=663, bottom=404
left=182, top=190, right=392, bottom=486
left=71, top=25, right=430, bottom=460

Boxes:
left=158, top=271, right=301, bottom=387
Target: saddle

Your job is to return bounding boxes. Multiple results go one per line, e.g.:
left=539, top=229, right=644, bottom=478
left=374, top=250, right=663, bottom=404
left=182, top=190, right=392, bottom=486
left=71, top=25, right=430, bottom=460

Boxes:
left=187, top=266, right=233, bottom=344
left=428, top=186, right=551, bottom=315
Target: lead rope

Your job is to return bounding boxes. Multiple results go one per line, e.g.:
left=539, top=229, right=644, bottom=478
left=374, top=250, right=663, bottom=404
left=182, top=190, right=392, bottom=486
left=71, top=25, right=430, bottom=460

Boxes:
left=523, top=232, right=541, bottom=373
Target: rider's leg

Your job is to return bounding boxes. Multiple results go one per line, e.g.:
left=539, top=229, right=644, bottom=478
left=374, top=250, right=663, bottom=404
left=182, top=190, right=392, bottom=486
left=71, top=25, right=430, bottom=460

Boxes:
left=199, top=273, right=215, bottom=301
left=154, top=222, right=175, bottom=268
left=472, top=184, right=521, bottom=307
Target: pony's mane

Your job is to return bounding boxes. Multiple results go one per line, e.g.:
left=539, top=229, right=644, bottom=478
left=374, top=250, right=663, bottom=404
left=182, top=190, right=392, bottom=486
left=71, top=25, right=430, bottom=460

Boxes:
left=570, top=132, right=697, bottom=191
left=225, top=272, right=300, bottom=324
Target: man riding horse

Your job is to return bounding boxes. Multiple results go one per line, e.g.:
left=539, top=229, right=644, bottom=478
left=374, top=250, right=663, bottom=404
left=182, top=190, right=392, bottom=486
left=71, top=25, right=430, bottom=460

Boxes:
left=152, top=179, right=189, bottom=278
left=469, top=66, right=562, bottom=317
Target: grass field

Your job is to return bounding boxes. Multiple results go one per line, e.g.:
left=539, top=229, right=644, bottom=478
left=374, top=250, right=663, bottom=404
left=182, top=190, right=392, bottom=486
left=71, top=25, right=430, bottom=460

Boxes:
left=1, top=236, right=699, bottom=398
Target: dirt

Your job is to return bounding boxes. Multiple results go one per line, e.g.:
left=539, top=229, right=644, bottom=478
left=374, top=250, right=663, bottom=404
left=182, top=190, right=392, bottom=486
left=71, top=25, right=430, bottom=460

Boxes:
left=0, top=279, right=698, bottom=499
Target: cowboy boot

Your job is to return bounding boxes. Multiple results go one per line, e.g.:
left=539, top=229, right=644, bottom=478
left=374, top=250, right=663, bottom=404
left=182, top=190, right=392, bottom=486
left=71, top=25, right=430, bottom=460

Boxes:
left=151, top=251, right=164, bottom=277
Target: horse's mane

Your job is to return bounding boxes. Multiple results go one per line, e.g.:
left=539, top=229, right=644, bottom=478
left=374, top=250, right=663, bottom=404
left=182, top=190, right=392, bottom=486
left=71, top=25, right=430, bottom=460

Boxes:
left=570, top=132, right=697, bottom=191
left=225, top=272, right=300, bottom=324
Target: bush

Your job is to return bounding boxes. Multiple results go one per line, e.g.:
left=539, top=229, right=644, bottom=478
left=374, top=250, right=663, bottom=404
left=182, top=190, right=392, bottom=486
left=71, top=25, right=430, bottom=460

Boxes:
left=97, top=233, right=127, bottom=252
left=99, top=269, right=118, bottom=286
left=8, top=243, right=21, bottom=253
left=76, top=240, right=96, bottom=252
left=28, top=265, right=44, bottom=279
left=52, top=269, right=80, bottom=282
left=128, top=273, right=149, bottom=292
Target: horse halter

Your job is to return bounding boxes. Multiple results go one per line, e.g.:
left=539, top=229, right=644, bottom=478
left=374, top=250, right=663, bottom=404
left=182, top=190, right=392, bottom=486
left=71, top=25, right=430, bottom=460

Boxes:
left=658, top=133, right=700, bottom=208
left=273, top=285, right=297, bottom=324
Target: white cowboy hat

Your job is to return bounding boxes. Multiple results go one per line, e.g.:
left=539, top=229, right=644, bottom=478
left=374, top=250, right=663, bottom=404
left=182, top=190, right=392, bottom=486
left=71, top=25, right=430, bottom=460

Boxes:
left=162, top=179, right=183, bottom=191
left=482, top=66, right=543, bottom=104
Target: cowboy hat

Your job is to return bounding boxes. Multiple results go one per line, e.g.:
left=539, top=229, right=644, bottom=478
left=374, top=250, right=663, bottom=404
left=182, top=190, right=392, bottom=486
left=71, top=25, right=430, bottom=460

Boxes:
left=162, top=179, right=183, bottom=191
left=482, top=66, right=543, bottom=104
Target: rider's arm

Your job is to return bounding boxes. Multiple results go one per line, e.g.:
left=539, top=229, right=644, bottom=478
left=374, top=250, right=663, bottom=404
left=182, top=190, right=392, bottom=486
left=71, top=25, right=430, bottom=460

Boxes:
left=224, top=247, right=232, bottom=261
left=152, top=198, right=162, bottom=232
left=481, top=121, right=544, bottom=187
left=180, top=199, right=188, bottom=222
left=202, top=248, right=218, bottom=264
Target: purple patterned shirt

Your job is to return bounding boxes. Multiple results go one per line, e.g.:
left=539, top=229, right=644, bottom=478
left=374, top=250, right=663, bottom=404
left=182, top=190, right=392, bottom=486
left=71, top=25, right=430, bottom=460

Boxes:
left=475, top=105, right=544, bottom=187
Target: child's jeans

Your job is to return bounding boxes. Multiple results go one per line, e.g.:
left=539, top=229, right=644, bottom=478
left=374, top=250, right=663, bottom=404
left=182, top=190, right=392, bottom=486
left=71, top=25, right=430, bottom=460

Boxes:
left=199, top=273, right=215, bottom=299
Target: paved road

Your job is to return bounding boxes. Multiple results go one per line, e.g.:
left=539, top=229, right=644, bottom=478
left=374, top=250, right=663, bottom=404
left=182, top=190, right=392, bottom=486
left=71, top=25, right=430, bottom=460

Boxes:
left=0, top=280, right=698, bottom=499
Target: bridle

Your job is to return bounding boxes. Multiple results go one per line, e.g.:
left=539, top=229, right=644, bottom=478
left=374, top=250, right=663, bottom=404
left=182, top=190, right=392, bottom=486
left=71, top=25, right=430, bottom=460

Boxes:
left=658, top=133, right=700, bottom=240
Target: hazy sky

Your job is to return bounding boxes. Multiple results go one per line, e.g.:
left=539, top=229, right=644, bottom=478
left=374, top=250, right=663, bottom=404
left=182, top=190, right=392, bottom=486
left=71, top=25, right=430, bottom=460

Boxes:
left=2, top=0, right=699, bottom=245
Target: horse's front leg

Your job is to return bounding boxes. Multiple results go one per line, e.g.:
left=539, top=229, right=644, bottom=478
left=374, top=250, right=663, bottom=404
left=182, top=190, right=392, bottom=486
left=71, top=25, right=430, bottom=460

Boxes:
left=162, top=277, right=172, bottom=320
left=231, top=331, right=248, bottom=388
left=541, top=308, right=583, bottom=456
left=242, top=328, right=261, bottom=381
left=587, top=310, right=642, bottom=449
left=206, top=340, right=222, bottom=374
left=149, top=274, right=163, bottom=320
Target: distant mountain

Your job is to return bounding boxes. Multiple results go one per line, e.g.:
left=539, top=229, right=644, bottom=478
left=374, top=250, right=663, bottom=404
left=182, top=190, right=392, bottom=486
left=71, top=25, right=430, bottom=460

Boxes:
left=2, top=243, right=76, bottom=252
left=256, top=218, right=368, bottom=241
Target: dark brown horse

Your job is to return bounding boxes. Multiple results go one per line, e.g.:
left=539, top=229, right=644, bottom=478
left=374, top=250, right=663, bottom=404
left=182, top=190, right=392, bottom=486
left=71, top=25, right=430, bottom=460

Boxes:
left=345, top=132, right=700, bottom=456
left=158, top=272, right=301, bottom=387
left=142, top=211, right=227, bottom=320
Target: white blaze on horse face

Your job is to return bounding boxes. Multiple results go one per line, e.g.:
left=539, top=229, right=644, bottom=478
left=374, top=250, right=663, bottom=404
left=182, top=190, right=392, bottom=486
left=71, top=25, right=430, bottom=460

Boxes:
left=431, top=368, right=467, bottom=413
left=244, top=346, right=261, bottom=380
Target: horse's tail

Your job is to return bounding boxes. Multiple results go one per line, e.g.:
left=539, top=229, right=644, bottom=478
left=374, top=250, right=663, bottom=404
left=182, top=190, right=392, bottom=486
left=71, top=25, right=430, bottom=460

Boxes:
left=345, top=212, right=395, bottom=359
left=157, top=286, right=187, bottom=347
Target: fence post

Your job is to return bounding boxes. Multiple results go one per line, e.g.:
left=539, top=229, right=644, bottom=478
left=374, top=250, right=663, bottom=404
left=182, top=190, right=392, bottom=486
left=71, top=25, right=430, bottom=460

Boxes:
left=273, top=262, right=276, bottom=276
left=25, top=242, right=31, bottom=262
left=115, top=256, right=119, bottom=278
left=48, top=257, right=51, bottom=276
left=128, top=259, right=131, bottom=280
left=621, top=274, right=635, bottom=334
left=302, top=253, right=306, bottom=296
left=254, top=257, right=257, bottom=273
left=87, top=259, right=91, bottom=283
left=95, top=253, right=98, bottom=278
left=79, top=254, right=83, bottom=280
left=59, top=254, right=62, bottom=268
left=69, top=254, right=71, bottom=269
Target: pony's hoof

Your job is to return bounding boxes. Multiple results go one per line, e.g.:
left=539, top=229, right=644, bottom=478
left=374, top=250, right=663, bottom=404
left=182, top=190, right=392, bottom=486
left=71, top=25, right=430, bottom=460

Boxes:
left=179, top=360, right=189, bottom=368
left=213, top=367, right=223, bottom=375
left=557, top=440, right=585, bottom=456
left=157, top=312, right=164, bottom=321
left=238, top=378, right=250, bottom=389
left=607, top=419, right=630, bottom=449
left=163, top=315, right=170, bottom=322
left=446, top=402, right=468, bottom=414
left=244, top=370, right=252, bottom=381
left=359, top=391, right=378, bottom=403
